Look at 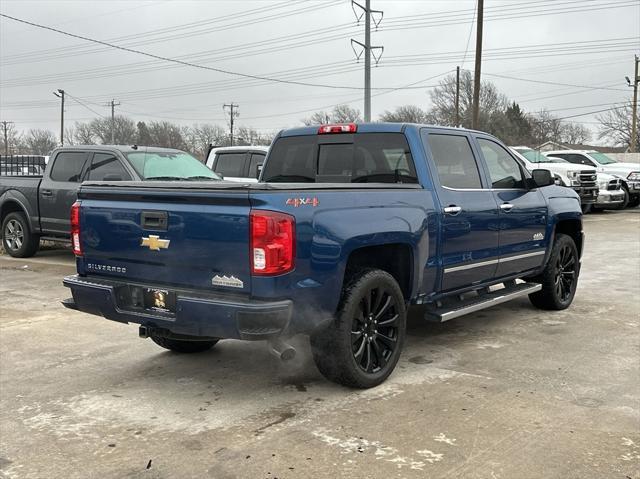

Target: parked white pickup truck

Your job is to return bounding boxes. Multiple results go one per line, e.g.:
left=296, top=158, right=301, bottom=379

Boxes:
left=205, top=146, right=268, bottom=183
left=544, top=150, right=640, bottom=208
left=510, top=147, right=599, bottom=210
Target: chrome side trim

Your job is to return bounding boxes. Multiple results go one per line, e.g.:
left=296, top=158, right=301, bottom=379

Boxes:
left=444, top=249, right=545, bottom=274
left=445, top=258, right=499, bottom=273
left=499, top=250, right=545, bottom=263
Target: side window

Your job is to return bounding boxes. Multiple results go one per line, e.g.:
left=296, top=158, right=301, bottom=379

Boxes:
left=49, top=152, right=87, bottom=182
left=86, top=153, right=131, bottom=181
left=214, top=153, right=245, bottom=177
left=478, top=139, right=525, bottom=189
left=248, top=153, right=265, bottom=179
left=572, top=154, right=594, bottom=166
left=426, top=134, right=482, bottom=189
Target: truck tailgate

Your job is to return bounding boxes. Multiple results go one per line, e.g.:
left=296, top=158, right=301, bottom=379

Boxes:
left=77, top=183, right=251, bottom=293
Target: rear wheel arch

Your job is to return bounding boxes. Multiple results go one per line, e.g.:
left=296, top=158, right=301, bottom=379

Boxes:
left=343, top=243, right=415, bottom=302
left=1, top=196, right=34, bottom=231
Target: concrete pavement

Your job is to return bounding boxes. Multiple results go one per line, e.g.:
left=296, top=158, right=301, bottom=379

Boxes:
left=1, top=209, right=638, bottom=479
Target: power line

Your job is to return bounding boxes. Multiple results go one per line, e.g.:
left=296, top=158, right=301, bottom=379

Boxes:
left=66, top=93, right=107, bottom=118
left=460, top=0, right=477, bottom=68
left=0, top=13, right=377, bottom=91
left=483, top=72, right=629, bottom=92
left=0, top=0, right=318, bottom=63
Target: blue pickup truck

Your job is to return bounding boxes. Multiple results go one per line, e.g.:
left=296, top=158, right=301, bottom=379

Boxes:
left=63, top=123, right=583, bottom=388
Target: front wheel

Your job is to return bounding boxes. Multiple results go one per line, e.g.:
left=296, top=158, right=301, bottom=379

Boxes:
left=529, top=233, right=580, bottom=310
left=310, top=269, right=406, bottom=388
left=150, top=333, right=218, bottom=353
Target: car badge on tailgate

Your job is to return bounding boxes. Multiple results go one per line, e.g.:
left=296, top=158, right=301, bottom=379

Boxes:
left=141, top=235, right=170, bottom=251
left=212, top=275, right=244, bottom=288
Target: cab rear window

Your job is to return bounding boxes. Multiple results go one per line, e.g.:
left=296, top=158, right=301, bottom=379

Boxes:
left=262, top=133, right=418, bottom=183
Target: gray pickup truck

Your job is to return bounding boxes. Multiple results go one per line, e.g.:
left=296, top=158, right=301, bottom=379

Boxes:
left=0, top=145, right=220, bottom=257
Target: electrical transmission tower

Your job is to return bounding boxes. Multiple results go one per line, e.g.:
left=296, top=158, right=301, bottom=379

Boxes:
left=351, top=0, right=383, bottom=122
left=1, top=120, right=14, bottom=155
left=105, top=99, right=121, bottom=144
left=223, top=103, right=239, bottom=146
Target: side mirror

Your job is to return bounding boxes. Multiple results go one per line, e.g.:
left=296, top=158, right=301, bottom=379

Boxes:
left=531, top=169, right=554, bottom=188
left=102, top=174, right=124, bottom=181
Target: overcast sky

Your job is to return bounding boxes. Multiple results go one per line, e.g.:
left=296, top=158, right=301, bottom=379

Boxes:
left=1, top=0, right=639, bottom=142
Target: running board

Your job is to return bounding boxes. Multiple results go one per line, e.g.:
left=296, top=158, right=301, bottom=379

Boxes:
left=425, top=282, right=542, bottom=322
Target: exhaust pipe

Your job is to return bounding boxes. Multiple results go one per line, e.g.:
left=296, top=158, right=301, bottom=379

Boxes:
left=269, top=339, right=296, bottom=361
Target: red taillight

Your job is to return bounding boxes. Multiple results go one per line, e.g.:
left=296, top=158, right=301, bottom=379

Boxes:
left=318, top=123, right=357, bottom=134
left=250, top=210, right=295, bottom=275
left=70, top=201, right=82, bottom=256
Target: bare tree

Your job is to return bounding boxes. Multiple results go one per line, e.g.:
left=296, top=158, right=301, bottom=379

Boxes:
left=89, top=115, right=137, bottom=144
left=302, top=105, right=362, bottom=126
left=64, top=126, right=76, bottom=146
left=560, top=122, right=591, bottom=145
left=597, top=103, right=639, bottom=149
left=529, top=109, right=564, bottom=147
left=24, top=129, right=58, bottom=155
left=147, top=121, right=186, bottom=149
left=0, top=122, right=23, bottom=154
left=426, top=70, right=508, bottom=131
left=74, top=122, right=95, bottom=145
left=236, top=126, right=274, bottom=146
left=379, top=105, right=429, bottom=123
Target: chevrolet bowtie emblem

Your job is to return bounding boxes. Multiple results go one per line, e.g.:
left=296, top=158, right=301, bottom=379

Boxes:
left=141, top=235, right=170, bottom=251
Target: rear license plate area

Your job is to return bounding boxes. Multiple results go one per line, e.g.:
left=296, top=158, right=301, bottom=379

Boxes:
left=142, top=288, right=176, bottom=313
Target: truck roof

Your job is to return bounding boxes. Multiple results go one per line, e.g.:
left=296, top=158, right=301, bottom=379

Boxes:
left=51, top=145, right=188, bottom=155
left=544, top=150, right=600, bottom=155
left=279, top=122, right=488, bottom=137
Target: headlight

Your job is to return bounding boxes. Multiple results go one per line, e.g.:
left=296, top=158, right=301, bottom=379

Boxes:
left=566, top=171, right=579, bottom=179
left=627, top=171, right=640, bottom=181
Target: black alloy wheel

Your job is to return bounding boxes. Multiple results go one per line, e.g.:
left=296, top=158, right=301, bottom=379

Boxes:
left=351, top=286, right=400, bottom=374
left=529, top=233, right=579, bottom=310
left=554, top=243, right=577, bottom=303
left=310, top=269, right=407, bottom=388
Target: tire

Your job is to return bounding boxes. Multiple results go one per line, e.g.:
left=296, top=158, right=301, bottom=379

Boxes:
left=310, top=269, right=407, bottom=389
left=1, top=212, right=39, bottom=258
left=580, top=203, right=591, bottom=214
left=529, top=233, right=579, bottom=311
left=150, top=333, right=218, bottom=353
left=628, top=195, right=640, bottom=208
left=618, top=186, right=630, bottom=209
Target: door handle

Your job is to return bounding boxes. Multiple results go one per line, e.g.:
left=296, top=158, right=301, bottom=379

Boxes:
left=41, top=189, right=53, bottom=197
left=500, top=203, right=514, bottom=212
left=443, top=205, right=462, bottom=216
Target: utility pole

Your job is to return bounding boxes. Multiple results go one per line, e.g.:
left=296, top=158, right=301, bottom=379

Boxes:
left=223, top=103, right=239, bottom=146
left=471, top=0, right=484, bottom=130
left=628, top=55, right=639, bottom=153
left=351, top=1, right=383, bottom=122
left=455, top=66, right=461, bottom=127
left=1, top=121, right=14, bottom=155
left=106, top=99, right=121, bottom=144
left=53, top=89, right=64, bottom=145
